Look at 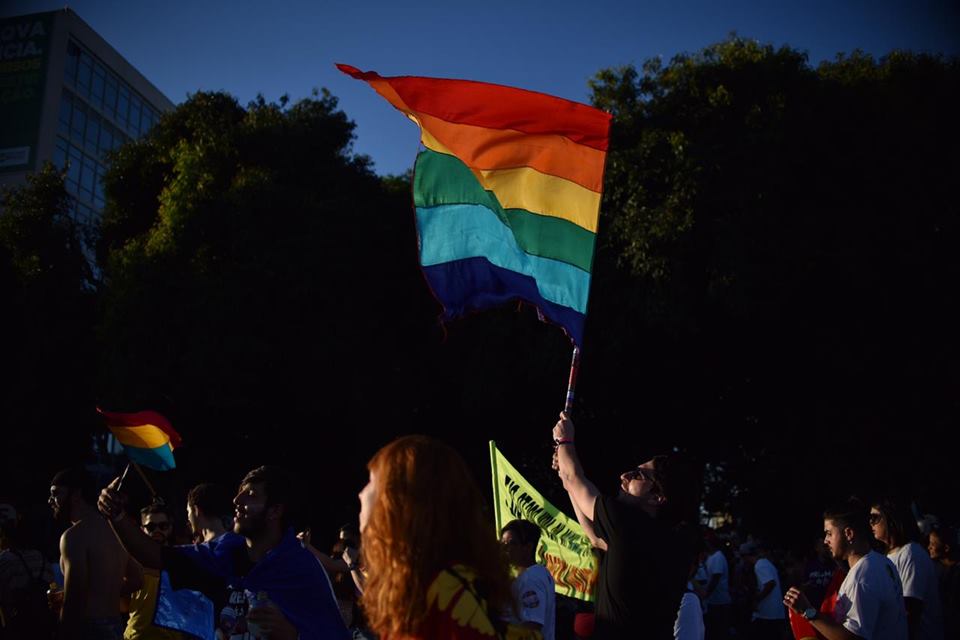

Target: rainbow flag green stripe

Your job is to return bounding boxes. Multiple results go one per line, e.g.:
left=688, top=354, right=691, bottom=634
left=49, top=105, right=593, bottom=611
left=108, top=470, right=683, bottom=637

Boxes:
left=414, top=150, right=595, bottom=273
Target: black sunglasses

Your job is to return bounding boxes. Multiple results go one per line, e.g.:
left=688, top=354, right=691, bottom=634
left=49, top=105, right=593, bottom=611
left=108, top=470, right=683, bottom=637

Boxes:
left=144, top=521, right=171, bottom=532
left=624, top=467, right=662, bottom=492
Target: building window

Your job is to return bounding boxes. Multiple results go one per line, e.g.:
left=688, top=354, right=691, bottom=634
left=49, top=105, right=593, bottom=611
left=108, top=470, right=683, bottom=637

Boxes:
left=77, top=51, right=93, bottom=100
left=70, top=101, right=86, bottom=143
left=99, top=123, right=113, bottom=160
left=94, top=172, right=105, bottom=209
left=144, top=106, right=159, bottom=133
left=55, top=38, right=170, bottom=221
left=104, top=74, right=118, bottom=120
left=85, top=112, right=101, bottom=154
left=128, top=94, right=142, bottom=137
left=79, top=155, right=95, bottom=202
left=64, top=41, right=80, bottom=85
left=54, top=139, right=68, bottom=171
left=91, top=63, right=106, bottom=110
left=117, top=85, right=129, bottom=129
left=76, top=203, right=94, bottom=226
left=59, top=91, right=72, bottom=136
left=66, top=146, right=82, bottom=193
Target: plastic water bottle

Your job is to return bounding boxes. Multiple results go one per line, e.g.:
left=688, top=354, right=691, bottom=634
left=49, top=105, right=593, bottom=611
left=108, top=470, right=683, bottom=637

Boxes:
left=245, top=590, right=270, bottom=637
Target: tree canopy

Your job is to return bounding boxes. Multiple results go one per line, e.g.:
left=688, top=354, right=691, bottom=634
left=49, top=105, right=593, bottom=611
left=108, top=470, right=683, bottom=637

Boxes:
left=3, top=39, right=957, bottom=543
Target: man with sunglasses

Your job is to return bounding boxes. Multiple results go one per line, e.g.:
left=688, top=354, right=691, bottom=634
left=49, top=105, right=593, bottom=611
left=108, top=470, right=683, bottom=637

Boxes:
left=783, top=498, right=907, bottom=640
left=552, top=412, right=698, bottom=640
left=125, top=501, right=183, bottom=639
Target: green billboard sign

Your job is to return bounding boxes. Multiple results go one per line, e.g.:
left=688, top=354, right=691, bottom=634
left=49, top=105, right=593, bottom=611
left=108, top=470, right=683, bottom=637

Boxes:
left=0, top=11, right=54, bottom=173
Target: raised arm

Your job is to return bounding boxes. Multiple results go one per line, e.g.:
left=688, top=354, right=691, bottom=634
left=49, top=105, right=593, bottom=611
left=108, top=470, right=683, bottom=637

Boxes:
left=97, top=477, right=164, bottom=570
left=553, top=412, right=607, bottom=550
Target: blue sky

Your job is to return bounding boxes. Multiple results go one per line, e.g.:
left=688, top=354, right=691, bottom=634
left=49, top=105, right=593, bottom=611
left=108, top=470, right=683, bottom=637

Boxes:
left=7, top=0, right=958, bottom=175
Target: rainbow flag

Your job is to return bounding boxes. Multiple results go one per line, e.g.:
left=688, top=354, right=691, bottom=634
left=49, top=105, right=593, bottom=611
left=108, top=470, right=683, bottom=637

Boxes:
left=98, top=408, right=181, bottom=471
left=338, top=65, right=611, bottom=346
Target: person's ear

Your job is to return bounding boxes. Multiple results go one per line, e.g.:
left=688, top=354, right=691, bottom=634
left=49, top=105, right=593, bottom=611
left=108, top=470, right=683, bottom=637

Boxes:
left=267, top=503, right=285, bottom=523
left=843, top=526, right=855, bottom=544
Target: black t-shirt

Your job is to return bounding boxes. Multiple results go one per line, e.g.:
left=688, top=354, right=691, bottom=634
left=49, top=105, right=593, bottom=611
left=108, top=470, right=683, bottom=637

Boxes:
left=592, top=494, right=687, bottom=640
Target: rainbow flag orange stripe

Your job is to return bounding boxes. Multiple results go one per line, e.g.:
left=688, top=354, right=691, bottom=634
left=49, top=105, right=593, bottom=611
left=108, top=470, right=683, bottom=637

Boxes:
left=98, top=408, right=181, bottom=471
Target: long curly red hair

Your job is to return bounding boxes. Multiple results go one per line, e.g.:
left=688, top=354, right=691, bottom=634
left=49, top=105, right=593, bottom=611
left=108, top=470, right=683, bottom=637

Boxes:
left=360, top=435, right=512, bottom=638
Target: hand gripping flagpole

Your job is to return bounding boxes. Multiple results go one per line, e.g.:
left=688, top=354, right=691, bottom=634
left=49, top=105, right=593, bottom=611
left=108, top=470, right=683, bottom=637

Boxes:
left=553, top=346, right=581, bottom=471
left=564, top=347, right=581, bottom=415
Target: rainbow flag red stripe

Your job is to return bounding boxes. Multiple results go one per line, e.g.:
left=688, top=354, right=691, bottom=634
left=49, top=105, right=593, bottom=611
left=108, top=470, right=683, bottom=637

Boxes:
left=98, top=408, right=181, bottom=471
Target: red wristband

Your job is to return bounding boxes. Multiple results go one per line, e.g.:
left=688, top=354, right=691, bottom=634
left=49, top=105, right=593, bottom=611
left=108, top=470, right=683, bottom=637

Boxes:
left=554, top=439, right=574, bottom=446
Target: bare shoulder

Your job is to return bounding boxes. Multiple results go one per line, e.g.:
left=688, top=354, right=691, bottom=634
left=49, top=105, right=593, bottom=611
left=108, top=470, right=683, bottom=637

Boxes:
left=60, top=522, right=85, bottom=556
left=63, top=518, right=117, bottom=551
left=88, top=517, right=127, bottom=558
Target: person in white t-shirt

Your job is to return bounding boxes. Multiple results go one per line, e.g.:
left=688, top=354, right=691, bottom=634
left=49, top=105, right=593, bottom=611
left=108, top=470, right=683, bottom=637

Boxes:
left=784, top=498, right=907, bottom=640
left=703, top=533, right=732, bottom=640
left=501, top=519, right=556, bottom=640
left=740, top=541, right=785, bottom=640
left=870, top=498, right=944, bottom=640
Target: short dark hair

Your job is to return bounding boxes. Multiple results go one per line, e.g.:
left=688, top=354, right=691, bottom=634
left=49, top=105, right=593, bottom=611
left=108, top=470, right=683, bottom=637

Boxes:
left=651, top=454, right=701, bottom=526
left=872, top=497, right=921, bottom=548
left=140, top=501, right=172, bottom=520
left=50, top=467, right=96, bottom=504
left=824, top=497, right=870, bottom=537
left=929, top=524, right=958, bottom=561
left=501, top=519, right=542, bottom=548
left=240, top=466, right=300, bottom=528
left=187, top=483, right=233, bottom=522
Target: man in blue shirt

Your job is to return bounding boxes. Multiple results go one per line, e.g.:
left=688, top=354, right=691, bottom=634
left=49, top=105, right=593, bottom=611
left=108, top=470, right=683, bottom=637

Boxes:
left=99, top=465, right=349, bottom=640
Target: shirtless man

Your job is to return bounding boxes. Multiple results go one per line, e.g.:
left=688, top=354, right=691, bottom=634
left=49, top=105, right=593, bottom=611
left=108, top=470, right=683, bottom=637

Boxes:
left=48, top=467, right=141, bottom=640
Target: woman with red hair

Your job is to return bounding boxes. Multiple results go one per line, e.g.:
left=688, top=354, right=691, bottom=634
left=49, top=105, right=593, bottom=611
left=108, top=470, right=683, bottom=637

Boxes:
left=357, top=435, right=538, bottom=640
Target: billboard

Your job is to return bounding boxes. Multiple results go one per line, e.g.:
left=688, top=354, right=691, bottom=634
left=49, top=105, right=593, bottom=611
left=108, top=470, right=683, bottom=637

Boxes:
left=0, top=11, right=53, bottom=173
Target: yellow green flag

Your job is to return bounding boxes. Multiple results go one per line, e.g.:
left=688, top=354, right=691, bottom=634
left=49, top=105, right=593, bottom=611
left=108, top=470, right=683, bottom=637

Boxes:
left=489, top=441, right=599, bottom=601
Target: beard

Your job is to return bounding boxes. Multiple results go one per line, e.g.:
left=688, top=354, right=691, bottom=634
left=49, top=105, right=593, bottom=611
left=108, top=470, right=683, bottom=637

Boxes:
left=234, top=511, right=268, bottom=538
left=831, top=538, right=850, bottom=562
left=150, top=532, right=170, bottom=545
left=51, top=503, right=71, bottom=526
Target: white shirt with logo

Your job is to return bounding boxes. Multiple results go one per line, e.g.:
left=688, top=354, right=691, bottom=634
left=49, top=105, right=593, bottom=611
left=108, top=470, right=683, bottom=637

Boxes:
left=834, top=551, right=908, bottom=640
left=510, top=564, right=556, bottom=640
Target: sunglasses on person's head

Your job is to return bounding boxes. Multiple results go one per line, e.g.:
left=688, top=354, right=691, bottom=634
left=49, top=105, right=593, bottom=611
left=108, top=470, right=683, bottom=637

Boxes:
left=868, top=513, right=883, bottom=525
left=144, top=521, right=171, bottom=532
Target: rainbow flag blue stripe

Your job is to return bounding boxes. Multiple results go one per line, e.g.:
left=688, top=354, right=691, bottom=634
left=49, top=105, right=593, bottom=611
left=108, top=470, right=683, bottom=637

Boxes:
left=99, top=408, right=181, bottom=471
